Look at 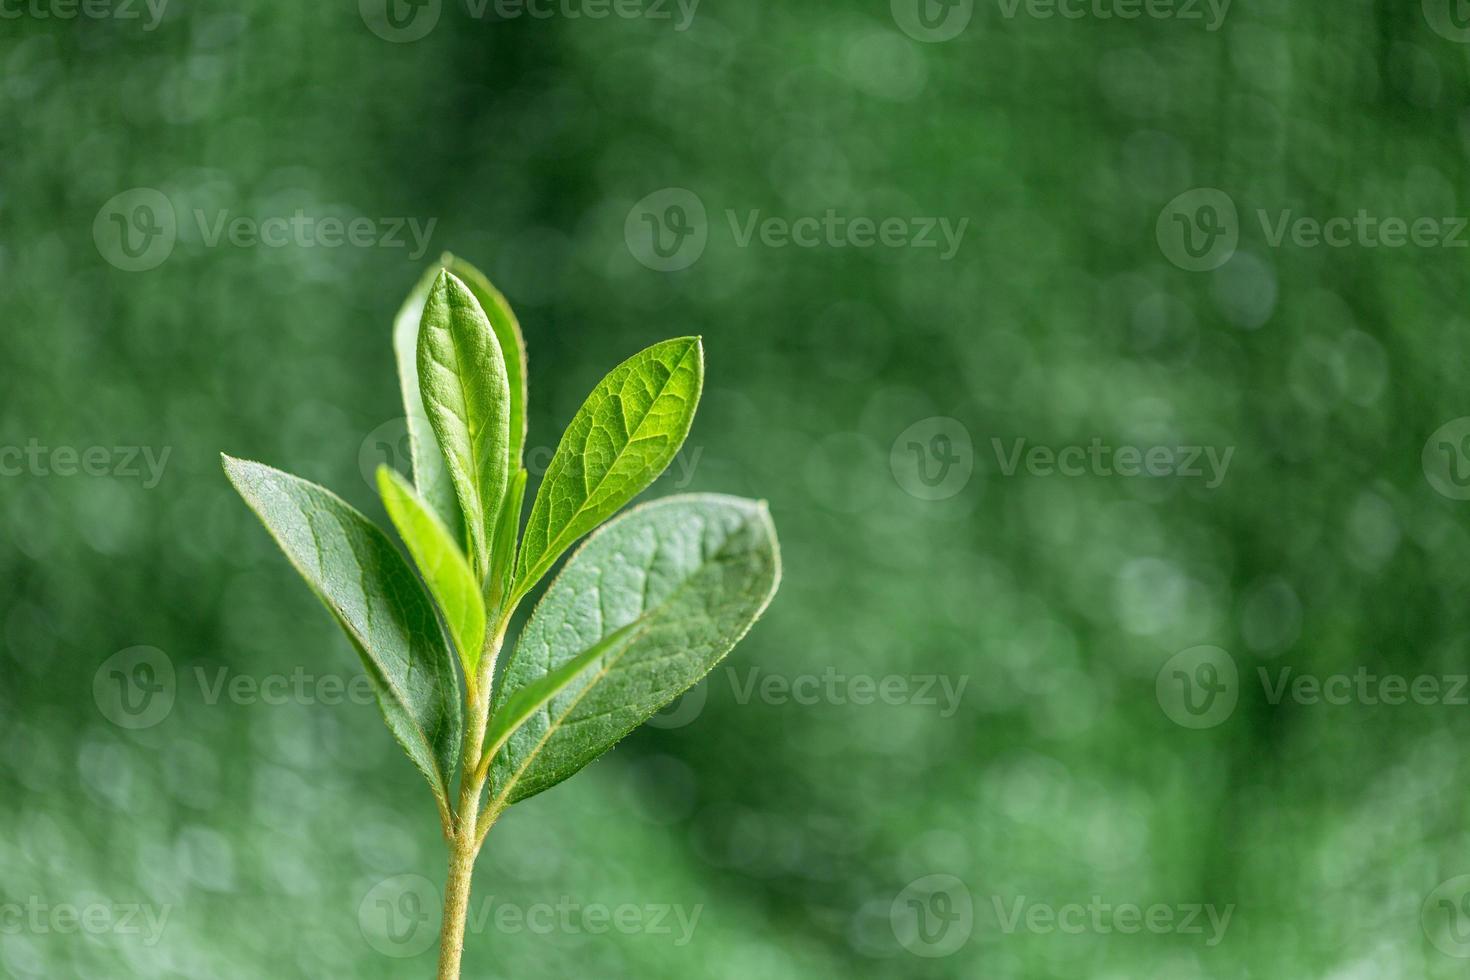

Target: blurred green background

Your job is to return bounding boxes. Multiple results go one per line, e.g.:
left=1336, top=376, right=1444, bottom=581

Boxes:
left=7, top=0, right=1470, bottom=976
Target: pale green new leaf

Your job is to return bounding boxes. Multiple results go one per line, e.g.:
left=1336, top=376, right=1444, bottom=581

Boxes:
left=222, top=455, right=462, bottom=813
left=392, top=262, right=461, bottom=534
left=418, top=270, right=511, bottom=580
left=444, top=256, right=528, bottom=472
left=514, top=337, right=703, bottom=600
left=487, top=468, right=527, bottom=618
left=488, top=494, right=780, bottom=809
left=377, top=465, right=487, bottom=677
left=392, top=255, right=529, bottom=533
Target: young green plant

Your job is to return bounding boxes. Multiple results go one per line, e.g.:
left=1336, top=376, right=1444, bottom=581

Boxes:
left=221, top=255, right=781, bottom=978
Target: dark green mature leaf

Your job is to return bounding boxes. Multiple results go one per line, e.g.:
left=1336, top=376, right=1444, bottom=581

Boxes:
left=418, top=271, right=511, bottom=580
left=487, top=494, right=780, bottom=809
left=377, top=466, right=486, bottom=677
left=222, top=455, right=462, bottom=814
left=514, top=337, right=703, bottom=600
left=392, top=262, right=461, bottom=534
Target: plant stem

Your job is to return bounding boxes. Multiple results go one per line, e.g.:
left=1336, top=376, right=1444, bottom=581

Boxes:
left=436, top=630, right=502, bottom=980
left=437, top=822, right=478, bottom=980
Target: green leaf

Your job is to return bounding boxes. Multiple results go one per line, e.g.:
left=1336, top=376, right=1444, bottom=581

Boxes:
left=488, top=493, right=780, bottom=809
left=393, top=255, right=527, bottom=532
left=392, top=262, right=461, bottom=534
left=514, top=336, right=703, bottom=599
left=487, top=468, right=527, bottom=618
left=443, top=256, right=528, bottom=472
left=477, top=620, right=638, bottom=775
left=377, top=465, right=487, bottom=678
left=222, top=455, right=462, bottom=814
left=418, top=270, right=511, bottom=580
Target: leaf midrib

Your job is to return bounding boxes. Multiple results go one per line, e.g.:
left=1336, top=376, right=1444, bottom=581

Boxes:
left=430, top=316, right=488, bottom=525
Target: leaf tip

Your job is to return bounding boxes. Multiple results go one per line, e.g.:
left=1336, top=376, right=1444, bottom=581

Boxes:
left=220, top=452, right=249, bottom=484
left=374, top=463, right=402, bottom=496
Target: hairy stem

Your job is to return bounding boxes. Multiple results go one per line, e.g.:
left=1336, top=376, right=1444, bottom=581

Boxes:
left=436, top=825, right=477, bottom=980
left=436, top=630, right=502, bottom=980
